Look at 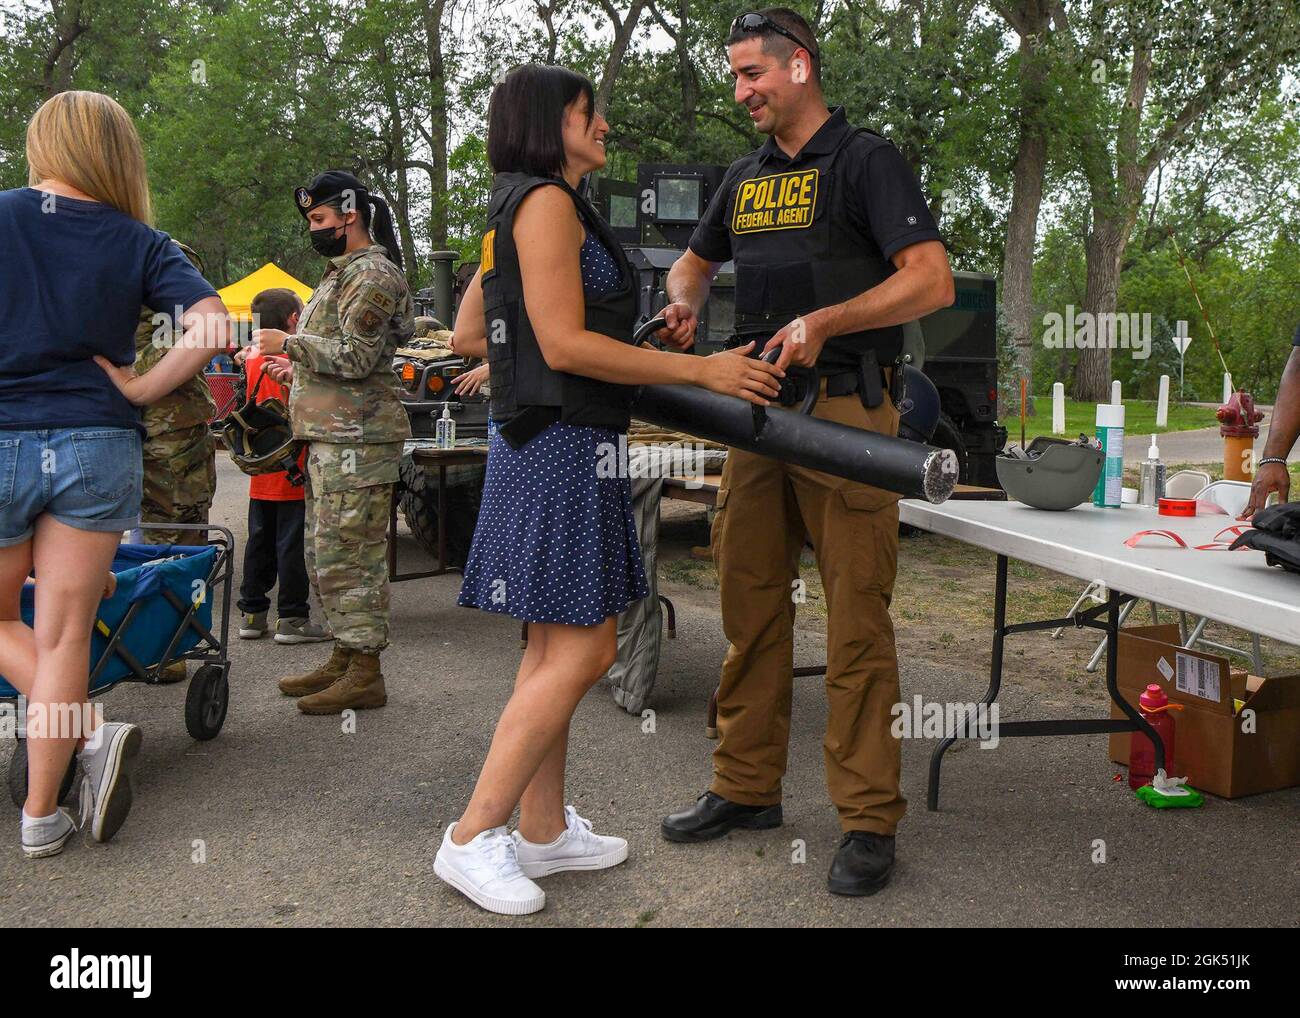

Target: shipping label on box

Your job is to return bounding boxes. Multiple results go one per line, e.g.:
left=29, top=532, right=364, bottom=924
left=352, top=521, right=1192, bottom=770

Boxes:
left=1175, top=652, right=1221, bottom=702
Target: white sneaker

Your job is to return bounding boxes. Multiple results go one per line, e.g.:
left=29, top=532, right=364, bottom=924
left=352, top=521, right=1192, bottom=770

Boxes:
left=513, top=805, right=629, bottom=878
left=434, top=822, right=545, bottom=915
left=21, top=808, right=77, bottom=859
left=77, top=722, right=142, bottom=843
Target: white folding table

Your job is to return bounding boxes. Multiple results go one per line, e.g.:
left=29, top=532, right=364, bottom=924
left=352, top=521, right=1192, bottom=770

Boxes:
left=897, top=498, right=1300, bottom=809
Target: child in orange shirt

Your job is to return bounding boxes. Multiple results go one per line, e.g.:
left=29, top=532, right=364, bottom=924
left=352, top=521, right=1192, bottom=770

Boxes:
left=235, top=288, right=329, bottom=644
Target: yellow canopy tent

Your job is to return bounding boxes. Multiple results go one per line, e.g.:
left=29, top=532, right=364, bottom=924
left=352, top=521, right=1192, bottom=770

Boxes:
left=217, top=263, right=314, bottom=321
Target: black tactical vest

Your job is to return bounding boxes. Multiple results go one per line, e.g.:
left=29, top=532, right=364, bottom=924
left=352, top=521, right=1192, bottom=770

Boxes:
left=481, top=172, right=638, bottom=435
left=725, top=126, right=903, bottom=371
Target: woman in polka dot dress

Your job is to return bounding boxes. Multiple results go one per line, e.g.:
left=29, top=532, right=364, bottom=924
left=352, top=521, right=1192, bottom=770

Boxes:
left=437, top=65, right=783, bottom=916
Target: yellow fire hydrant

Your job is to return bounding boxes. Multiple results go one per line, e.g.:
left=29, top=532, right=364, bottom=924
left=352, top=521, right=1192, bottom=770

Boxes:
left=1217, top=390, right=1264, bottom=481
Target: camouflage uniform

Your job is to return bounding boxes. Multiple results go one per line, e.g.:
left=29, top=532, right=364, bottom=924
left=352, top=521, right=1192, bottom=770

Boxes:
left=135, top=244, right=217, bottom=547
left=285, top=244, right=413, bottom=653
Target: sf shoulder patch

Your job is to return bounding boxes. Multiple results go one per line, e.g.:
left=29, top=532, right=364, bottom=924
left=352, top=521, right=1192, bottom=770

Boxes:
left=362, top=284, right=397, bottom=317
left=481, top=229, right=496, bottom=276
left=731, top=169, right=819, bottom=234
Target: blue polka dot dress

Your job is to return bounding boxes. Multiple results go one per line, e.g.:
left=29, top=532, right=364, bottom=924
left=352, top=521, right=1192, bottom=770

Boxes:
left=458, top=233, right=650, bottom=625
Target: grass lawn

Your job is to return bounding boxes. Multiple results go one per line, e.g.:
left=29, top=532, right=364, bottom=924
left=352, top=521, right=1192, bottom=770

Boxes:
left=1017, top=398, right=1218, bottom=443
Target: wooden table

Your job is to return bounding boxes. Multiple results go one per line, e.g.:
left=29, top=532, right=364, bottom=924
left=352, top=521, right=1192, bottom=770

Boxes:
left=387, top=444, right=488, bottom=583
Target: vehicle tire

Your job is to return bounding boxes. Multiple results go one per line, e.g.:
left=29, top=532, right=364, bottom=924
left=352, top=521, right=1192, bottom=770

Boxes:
left=930, top=412, right=970, bottom=485
left=398, top=455, right=486, bottom=569
left=185, top=664, right=228, bottom=741
left=7, top=740, right=78, bottom=809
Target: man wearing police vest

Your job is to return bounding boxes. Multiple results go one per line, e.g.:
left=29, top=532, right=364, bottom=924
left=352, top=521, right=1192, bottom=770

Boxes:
left=657, top=8, right=954, bottom=896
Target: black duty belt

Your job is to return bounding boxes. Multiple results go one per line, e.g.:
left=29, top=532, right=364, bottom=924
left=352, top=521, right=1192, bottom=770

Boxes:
left=727, top=333, right=897, bottom=411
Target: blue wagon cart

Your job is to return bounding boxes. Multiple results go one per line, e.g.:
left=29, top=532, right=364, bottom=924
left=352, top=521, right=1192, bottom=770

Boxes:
left=4, top=524, right=234, bottom=808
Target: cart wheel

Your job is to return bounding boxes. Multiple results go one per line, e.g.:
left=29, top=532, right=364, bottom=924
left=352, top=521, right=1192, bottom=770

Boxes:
left=7, top=740, right=79, bottom=808
left=185, top=664, right=229, bottom=741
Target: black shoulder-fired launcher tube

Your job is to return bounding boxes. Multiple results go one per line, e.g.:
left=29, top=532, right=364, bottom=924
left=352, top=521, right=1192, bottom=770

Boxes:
left=629, top=318, right=958, bottom=504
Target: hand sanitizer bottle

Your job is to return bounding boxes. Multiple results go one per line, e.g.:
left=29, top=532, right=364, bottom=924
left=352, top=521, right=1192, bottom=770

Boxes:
left=435, top=404, right=455, bottom=449
left=1139, top=433, right=1165, bottom=506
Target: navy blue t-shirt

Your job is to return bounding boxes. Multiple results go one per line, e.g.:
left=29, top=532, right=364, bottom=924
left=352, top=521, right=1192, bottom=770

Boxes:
left=0, top=187, right=218, bottom=433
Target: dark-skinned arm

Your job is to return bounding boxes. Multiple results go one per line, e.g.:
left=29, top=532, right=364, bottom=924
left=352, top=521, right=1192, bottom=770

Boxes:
left=1241, top=346, right=1300, bottom=517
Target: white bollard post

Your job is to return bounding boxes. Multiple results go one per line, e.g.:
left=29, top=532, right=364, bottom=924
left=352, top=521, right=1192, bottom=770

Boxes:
left=1052, top=382, right=1065, bottom=435
left=1156, top=375, right=1169, bottom=428
left=1111, top=379, right=1122, bottom=406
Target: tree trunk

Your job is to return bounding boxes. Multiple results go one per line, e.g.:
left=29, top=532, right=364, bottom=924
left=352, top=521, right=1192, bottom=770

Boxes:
left=535, top=0, right=560, bottom=63
left=675, top=0, right=695, bottom=146
left=373, top=29, right=419, bottom=276
left=999, top=0, right=1050, bottom=414
left=1073, top=217, right=1125, bottom=401
left=594, top=1, right=646, bottom=117
left=424, top=0, right=449, bottom=248
left=43, top=0, right=87, bottom=96
left=1074, top=42, right=1150, bottom=402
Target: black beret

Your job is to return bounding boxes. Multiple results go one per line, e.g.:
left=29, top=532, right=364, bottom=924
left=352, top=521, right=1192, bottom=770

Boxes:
left=295, top=170, right=369, bottom=218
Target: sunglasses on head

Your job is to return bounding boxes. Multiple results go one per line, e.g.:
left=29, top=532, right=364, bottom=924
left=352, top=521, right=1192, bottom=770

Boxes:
left=729, top=12, right=820, bottom=60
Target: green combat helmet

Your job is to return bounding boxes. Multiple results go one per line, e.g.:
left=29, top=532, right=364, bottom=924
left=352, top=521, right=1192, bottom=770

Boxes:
left=995, top=435, right=1104, bottom=511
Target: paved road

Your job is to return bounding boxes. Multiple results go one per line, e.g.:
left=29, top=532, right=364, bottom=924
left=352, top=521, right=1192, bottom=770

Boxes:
left=2, top=454, right=1295, bottom=926
left=1123, top=423, right=1271, bottom=467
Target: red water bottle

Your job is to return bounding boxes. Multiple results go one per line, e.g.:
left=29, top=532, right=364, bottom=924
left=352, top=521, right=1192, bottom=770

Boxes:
left=1129, top=683, right=1179, bottom=789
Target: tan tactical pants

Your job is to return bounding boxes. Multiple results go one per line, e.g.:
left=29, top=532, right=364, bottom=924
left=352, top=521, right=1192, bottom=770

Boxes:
left=709, top=385, right=907, bottom=835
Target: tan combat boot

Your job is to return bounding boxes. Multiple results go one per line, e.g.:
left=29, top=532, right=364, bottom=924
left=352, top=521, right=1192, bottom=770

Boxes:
left=295, top=651, right=387, bottom=715
left=278, top=645, right=351, bottom=697
left=157, top=660, right=188, bottom=684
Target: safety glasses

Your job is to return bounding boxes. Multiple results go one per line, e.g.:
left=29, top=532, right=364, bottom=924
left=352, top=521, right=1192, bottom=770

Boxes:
left=729, top=12, right=819, bottom=60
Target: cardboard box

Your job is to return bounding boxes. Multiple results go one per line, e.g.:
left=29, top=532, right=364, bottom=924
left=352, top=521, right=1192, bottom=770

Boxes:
left=1109, top=624, right=1300, bottom=798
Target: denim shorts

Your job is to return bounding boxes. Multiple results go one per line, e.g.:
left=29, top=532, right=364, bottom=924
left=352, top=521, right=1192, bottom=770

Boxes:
left=0, top=428, right=142, bottom=547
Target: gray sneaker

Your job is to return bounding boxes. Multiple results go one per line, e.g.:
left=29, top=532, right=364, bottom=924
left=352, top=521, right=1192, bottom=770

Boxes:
left=21, top=808, right=77, bottom=859
left=77, top=722, right=142, bottom=843
left=238, top=611, right=269, bottom=639
left=274, top=618, right=333, bottom=644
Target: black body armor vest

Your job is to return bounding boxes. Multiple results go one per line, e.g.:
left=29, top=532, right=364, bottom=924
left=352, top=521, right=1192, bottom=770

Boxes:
left=481, top=173, right=638, bottom=440
left=725, top=128, right=903, bottom=370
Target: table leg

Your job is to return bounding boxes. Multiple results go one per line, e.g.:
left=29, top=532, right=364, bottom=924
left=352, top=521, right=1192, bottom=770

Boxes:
left=1103, top=587, right=1166, bottom=775
left=927, top=553, right=1008, bottom=811
left=437, top=464, right=448, bottom=572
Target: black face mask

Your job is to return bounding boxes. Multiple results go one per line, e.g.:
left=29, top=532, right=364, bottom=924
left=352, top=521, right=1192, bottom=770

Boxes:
left=309, top=224, right=347, bottom=258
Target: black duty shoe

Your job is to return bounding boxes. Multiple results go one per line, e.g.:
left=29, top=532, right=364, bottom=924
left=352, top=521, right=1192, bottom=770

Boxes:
left=660, top=791, right=783, bottom=843
left=827, top=832, right=895, bottom=896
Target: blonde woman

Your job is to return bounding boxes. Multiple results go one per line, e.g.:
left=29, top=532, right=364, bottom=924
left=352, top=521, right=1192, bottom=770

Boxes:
left=0, top=91, right=227, bottom=857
